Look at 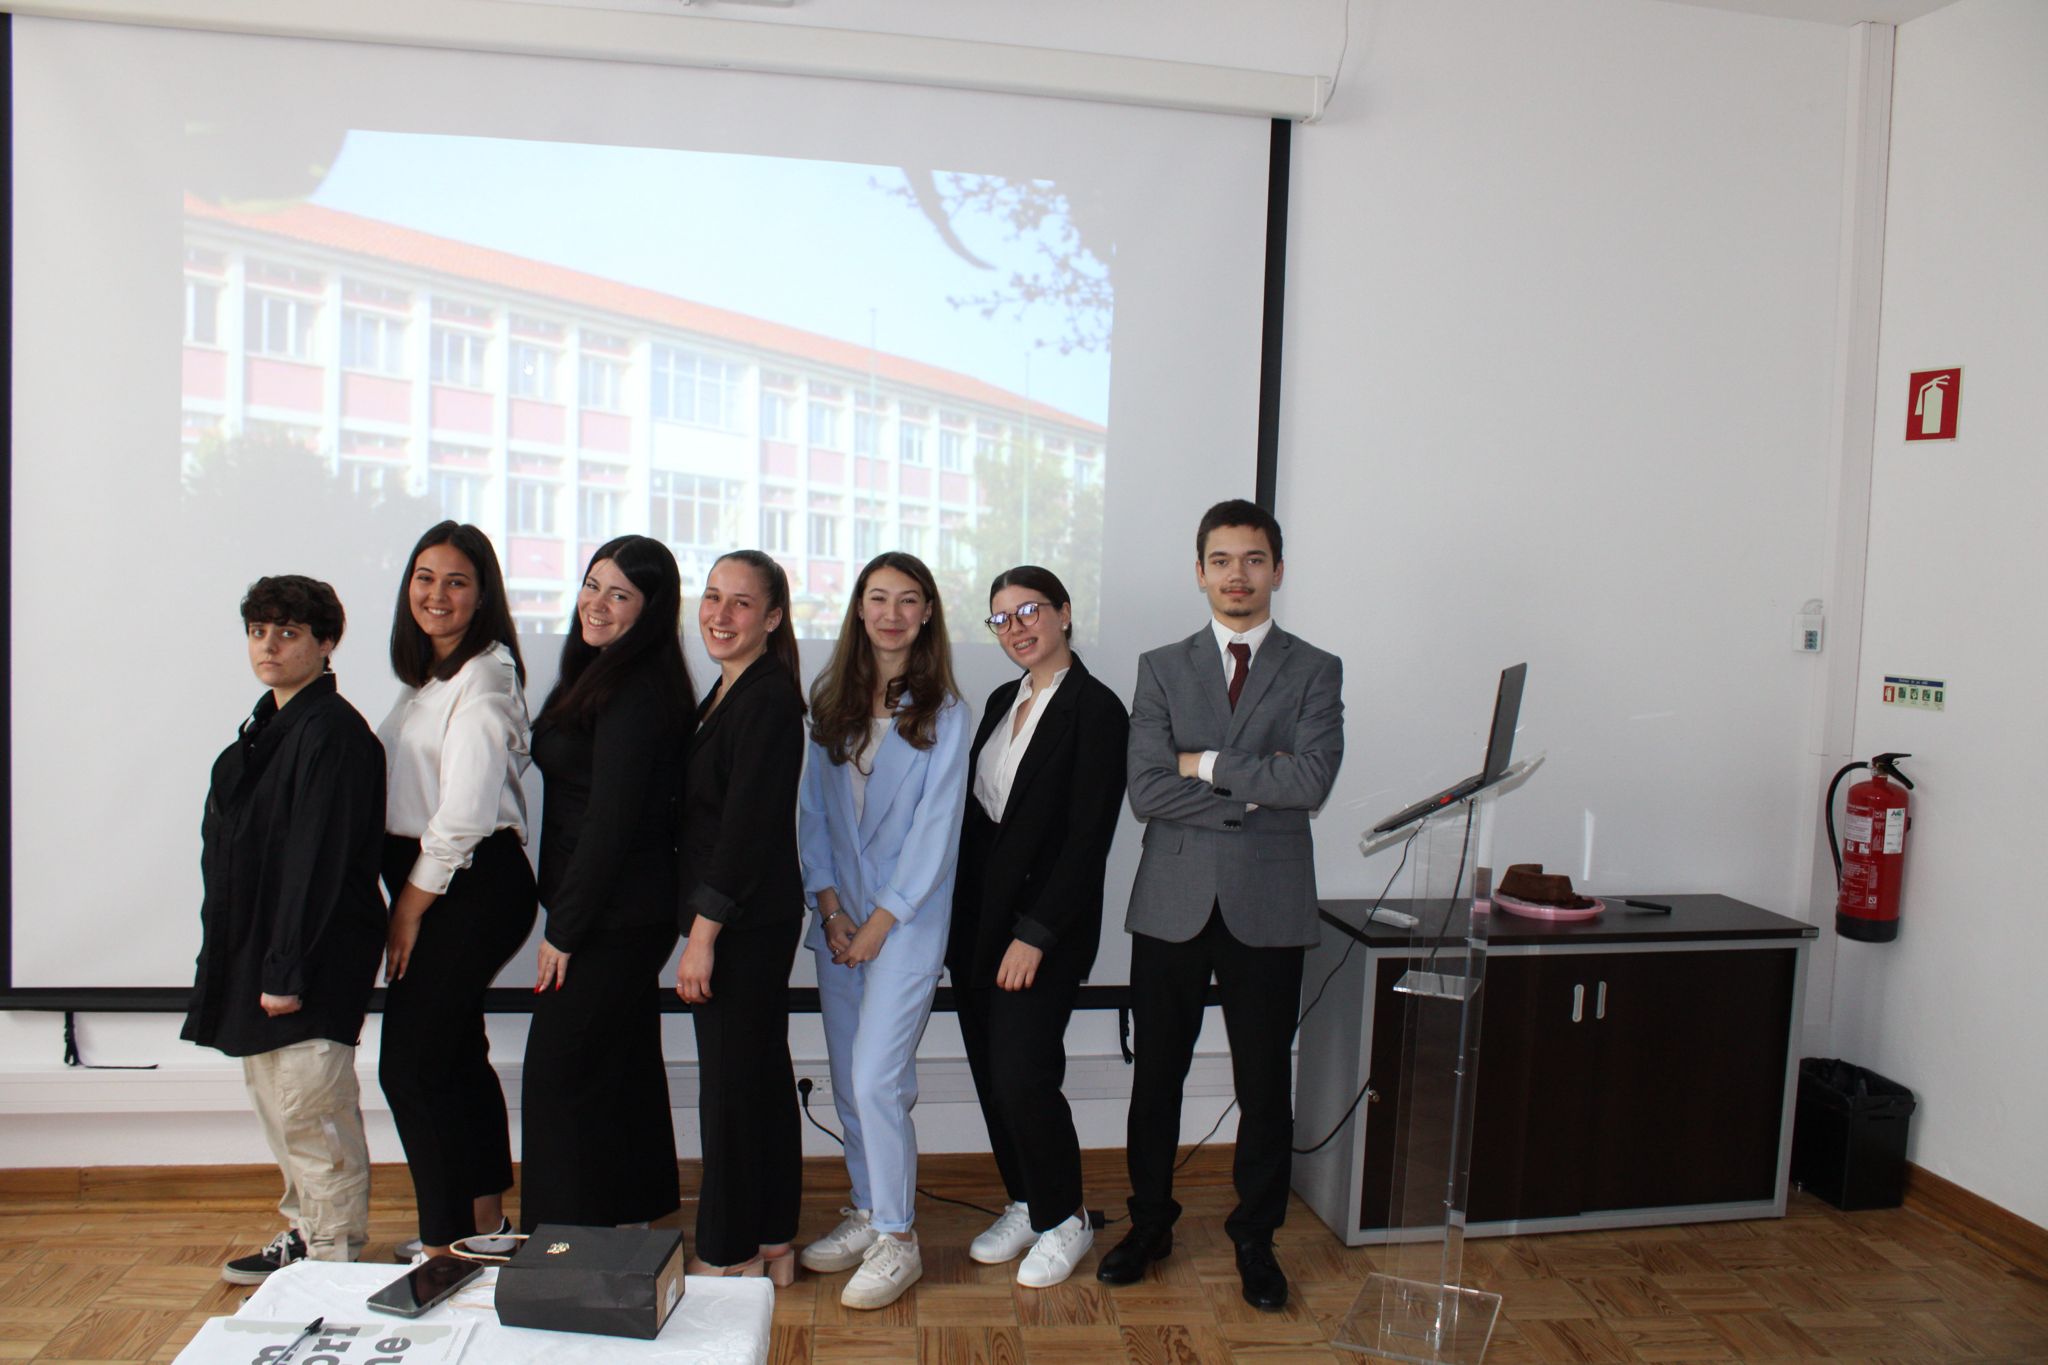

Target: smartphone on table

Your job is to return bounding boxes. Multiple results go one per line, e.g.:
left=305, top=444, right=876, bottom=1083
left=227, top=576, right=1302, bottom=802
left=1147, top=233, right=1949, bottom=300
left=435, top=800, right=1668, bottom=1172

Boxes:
left=367, top=1254, right=483, bottom=1317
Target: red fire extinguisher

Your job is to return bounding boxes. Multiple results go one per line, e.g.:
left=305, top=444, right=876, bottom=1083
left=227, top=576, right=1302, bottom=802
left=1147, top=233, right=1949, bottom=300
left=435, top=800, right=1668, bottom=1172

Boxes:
left=1826, top=752, right=1913, bottom=943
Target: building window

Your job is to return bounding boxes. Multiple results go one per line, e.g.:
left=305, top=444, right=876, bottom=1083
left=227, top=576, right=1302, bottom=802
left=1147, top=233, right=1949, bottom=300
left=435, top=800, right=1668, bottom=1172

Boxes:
left=184, top=280, right=220, bottom=346
left=761, top=507, right=793, bottom=555
left=510, top=342, right=557, bottom=401
left=432, top=328, right=489, bottom=388
left=852, top=411, right=878, bottom=457
left=807, top=401, right=841, bottom=449
left=939, top=430, right=965, bottom=472
left=651, top=345, right=742, bottom=428
left=578, top=486, right=624, bottom=541
left=898, top=523, right=926, bottom=558
left=245, top=292, right=317, bottom=360
left=898, top=424, right=927, bottom=465
left=579, top=355, right=624, bottom=412
left=428, top=469, right=486, bottom=522
left=651, top=472, right=742, bottom=549
left=341, top=458, right=403, bottom=499
left=761, top=392, right=793, bottom=440
left=938, top=525, right=966, bottom=571
left=509, top=478, right=560, bottom=535
left=808, top=512, right=839, bottom=558
left=340, top=310, right=406, bottom=374
left=853, top=516, right=883, bottom=562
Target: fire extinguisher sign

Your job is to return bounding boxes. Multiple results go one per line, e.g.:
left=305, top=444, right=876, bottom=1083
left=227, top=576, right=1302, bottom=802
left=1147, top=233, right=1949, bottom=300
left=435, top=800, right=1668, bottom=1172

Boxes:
left=1906, top=367, right=1962, bottom=442
left=1882, top=675, right=1946, bottom=711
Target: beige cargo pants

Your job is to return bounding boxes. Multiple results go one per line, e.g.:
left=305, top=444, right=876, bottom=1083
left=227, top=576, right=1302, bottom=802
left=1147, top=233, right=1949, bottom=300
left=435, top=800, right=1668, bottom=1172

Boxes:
left=242, top=1039, right=372, bottom=1261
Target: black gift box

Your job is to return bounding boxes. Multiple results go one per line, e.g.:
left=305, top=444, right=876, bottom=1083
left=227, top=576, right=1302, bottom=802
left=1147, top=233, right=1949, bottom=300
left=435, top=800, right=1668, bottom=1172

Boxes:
left=494, top=1224, right=685, bottom=1339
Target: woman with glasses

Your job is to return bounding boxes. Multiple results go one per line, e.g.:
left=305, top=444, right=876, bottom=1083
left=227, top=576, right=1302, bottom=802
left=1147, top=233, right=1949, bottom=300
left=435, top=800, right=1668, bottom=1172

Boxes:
left=796, top=552, right=970, bottom=1311
left=950, top=566, right=1128, bottom=1288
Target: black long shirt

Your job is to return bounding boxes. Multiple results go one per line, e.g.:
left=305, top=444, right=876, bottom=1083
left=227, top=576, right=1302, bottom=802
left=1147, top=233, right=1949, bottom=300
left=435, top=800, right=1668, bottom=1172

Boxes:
left=180, top=674, right=386, bottom=1058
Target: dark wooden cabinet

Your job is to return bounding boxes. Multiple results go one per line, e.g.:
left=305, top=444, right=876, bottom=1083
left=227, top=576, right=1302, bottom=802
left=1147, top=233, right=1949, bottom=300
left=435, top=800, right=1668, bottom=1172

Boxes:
left=1293, top=895, right=1813, bottom=1244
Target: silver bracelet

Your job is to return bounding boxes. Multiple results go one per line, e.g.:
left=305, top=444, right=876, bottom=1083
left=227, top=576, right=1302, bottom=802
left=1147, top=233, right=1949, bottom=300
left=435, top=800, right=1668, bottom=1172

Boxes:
left=822, top=908, right=846, bottom=925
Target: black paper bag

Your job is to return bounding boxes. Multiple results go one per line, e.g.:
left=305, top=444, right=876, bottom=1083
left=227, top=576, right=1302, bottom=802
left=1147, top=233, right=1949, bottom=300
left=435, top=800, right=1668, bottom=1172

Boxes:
left=494, top=1224, right=685, bottom=1339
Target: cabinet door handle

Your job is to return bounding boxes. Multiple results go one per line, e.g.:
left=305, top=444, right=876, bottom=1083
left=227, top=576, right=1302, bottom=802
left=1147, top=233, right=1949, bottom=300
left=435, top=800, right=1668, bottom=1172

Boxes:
left=1571, top=983, right=1584, bottom=1023
left=1596, top=980, right=1608, bottom=1020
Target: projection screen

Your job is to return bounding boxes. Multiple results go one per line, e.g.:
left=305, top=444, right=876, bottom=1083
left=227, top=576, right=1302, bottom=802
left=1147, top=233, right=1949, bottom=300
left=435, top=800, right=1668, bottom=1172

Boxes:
left=6, top=14, right=1276, bottom=992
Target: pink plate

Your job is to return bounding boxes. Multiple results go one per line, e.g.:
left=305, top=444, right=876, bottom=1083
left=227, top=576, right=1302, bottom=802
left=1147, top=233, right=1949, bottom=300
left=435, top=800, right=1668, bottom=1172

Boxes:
left=1492, top=892, right=1606, bottom=922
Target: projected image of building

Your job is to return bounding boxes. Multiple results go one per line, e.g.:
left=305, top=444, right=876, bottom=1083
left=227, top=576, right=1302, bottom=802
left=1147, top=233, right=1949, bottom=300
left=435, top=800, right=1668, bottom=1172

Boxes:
left=180, top=198, right=1107, bottom=636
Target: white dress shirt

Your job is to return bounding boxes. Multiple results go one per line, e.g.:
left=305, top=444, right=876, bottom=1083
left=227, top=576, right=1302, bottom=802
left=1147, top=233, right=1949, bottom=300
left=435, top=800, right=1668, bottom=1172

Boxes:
left=1197, top=617, right=1276, bottom=785
left=377, top=641, right=531, bottom=895
left=973, top=666, right=1069, bottom=822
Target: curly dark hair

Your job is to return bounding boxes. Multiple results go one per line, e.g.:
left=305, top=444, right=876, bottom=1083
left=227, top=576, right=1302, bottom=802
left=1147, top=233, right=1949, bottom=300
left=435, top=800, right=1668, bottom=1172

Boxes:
left=808, top=552, right=960, bottom=764
left=241, top=574, right=346, bottom=644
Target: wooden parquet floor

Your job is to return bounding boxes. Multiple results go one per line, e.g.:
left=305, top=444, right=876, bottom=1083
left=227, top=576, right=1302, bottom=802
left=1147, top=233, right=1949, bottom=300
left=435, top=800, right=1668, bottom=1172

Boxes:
left=2, top=1152, right=2046, bottom=1363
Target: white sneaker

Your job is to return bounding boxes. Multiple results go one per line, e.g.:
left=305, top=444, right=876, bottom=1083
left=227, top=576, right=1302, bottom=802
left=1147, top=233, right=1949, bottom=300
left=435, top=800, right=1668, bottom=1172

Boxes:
left=968, top=1202, right=1037, bottom=1265
left=1016, top=1215, right=1093, bottom=1289
left=840, top=1233, right=921, bottom=1310
left=799, top=1207, right=877, bottom=1273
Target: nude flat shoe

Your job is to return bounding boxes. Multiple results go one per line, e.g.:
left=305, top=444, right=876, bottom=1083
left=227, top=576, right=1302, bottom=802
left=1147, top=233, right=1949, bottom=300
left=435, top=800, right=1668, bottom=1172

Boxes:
left=687, top=1254, right=766, bottom=1277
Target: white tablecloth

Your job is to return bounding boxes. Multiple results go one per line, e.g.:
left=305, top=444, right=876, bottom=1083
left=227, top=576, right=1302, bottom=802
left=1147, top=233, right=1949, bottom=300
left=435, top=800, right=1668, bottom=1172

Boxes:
left=174, top=1261, right=773, bottom=1365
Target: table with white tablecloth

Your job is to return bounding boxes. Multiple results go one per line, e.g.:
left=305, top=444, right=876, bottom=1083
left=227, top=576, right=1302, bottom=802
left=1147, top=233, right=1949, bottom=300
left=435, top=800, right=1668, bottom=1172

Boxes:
left=173, top=1260, right=774, bottom=1365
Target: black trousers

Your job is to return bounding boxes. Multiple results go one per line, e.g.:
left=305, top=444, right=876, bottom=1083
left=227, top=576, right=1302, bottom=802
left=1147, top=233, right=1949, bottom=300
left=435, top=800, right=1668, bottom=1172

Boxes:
left=1126, top=908, right=1305, bottom=1244
left=691, top=913, right=803, bottom=1265
left=958, top=975, right=1084, bottom=1234
left=378, top=831, right=537, bottom=1248
left=519, top=923, right=681, bottom=1232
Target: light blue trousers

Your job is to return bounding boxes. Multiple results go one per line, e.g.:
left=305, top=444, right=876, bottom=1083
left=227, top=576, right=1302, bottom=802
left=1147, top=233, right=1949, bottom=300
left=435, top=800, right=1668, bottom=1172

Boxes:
left=813, top=954, right=940, bottom=1234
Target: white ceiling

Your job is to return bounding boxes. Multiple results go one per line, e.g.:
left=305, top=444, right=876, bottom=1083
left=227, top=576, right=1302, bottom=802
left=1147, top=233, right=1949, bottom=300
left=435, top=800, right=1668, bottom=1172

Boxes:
left=1654, top=0, right=1960, bottom=24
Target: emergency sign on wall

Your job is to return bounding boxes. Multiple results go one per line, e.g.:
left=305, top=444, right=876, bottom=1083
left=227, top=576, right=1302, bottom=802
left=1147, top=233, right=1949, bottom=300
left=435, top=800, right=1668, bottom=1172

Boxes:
left=1905, top=367, right=1961, bottom=442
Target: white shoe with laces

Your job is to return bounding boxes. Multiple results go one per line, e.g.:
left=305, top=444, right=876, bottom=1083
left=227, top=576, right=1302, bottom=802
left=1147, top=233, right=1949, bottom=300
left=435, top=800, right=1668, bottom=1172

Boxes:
left=799, top=1207, right=877, bottom=1273
left=840, top=1233, right=921, bottom=1310
left=1016, top=1214, right=1093, bottom=1289
left=968, top=1202, right=1037, bottom=1265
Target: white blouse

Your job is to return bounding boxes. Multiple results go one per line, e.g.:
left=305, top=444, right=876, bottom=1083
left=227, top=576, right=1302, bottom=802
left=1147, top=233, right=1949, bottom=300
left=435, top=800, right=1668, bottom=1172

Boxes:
left=377, top=641, right=531, bottom=895
left=849, top=716, right=890, bottom=824
left=973, top=667, right=1068, bottom=823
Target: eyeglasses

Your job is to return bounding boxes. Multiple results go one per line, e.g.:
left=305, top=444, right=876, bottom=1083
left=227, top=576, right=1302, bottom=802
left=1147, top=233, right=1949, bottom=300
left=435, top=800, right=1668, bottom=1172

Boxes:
left=985, top=601, right=1051, bottom=634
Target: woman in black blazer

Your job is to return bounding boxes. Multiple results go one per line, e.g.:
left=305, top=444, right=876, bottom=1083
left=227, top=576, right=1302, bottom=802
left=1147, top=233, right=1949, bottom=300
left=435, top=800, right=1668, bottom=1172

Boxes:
left=520, top=536, right=695, bottom=1231
left=675, top=550, right=808, bottom=1281
left=949, top=565, right=1129, bottom=1289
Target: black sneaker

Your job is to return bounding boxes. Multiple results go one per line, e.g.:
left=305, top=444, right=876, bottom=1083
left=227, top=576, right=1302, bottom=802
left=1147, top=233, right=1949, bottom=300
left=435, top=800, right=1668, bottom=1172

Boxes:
left=222, top=1229, right=306, bottom=1285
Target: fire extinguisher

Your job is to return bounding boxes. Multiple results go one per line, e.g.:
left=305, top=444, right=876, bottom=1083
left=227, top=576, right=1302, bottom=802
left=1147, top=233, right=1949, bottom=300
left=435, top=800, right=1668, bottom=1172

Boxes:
left=1825, top=752, right=1913, bottom=943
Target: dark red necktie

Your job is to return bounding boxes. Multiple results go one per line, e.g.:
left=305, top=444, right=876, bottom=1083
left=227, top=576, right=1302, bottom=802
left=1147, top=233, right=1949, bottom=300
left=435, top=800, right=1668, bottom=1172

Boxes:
left=1227, top=641, right=1251, bottom=710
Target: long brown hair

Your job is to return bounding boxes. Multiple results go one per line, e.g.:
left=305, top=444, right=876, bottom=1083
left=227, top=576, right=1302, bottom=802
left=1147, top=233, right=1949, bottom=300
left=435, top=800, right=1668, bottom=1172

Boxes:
left=809, top=552, right=959, bottom=764
left=389, top=521, right=526, bottom=688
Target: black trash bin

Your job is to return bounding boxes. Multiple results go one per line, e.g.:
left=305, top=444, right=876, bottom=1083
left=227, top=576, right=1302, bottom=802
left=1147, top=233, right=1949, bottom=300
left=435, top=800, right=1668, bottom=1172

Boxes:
left=1790, top=1057, right=1916, bottom=1210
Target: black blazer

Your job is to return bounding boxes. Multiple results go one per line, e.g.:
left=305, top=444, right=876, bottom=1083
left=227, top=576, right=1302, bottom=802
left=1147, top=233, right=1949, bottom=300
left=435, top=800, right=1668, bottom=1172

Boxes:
left=532, top=666, right=689, bottom=952
left=680, top=652, right=806, bottom=933
left=181, top=674, right=385, bottom=1057
left=948, top=653, right=1129, bottom=987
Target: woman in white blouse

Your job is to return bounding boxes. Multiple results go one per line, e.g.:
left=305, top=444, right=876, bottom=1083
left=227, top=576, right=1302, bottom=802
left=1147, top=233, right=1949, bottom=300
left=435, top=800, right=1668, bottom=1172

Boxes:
left=376, top=522, right=537, bottom=1260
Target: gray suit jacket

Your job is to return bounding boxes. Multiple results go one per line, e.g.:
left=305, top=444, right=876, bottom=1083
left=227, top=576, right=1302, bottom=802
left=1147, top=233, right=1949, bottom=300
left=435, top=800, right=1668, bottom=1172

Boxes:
left=1125, top=624, right=1344, bottom=948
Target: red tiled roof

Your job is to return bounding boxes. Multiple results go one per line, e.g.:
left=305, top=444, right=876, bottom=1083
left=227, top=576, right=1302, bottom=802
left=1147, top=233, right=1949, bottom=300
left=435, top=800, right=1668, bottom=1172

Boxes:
left=187, top=195, right=1104, bottom=435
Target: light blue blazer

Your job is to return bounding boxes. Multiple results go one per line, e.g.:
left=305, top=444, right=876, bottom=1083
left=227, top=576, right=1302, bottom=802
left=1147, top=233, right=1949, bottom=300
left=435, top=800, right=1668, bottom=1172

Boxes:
left=799, top=698, right=972, bottom=979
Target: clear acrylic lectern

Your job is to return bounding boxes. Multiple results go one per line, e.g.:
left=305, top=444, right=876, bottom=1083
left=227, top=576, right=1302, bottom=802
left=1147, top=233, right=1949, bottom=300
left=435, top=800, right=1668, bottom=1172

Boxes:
left=1333, top=785, right=1509, bottom=1363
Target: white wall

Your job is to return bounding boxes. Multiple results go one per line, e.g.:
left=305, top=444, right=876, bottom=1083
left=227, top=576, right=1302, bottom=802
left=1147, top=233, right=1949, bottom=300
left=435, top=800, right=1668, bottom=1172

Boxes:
left=1830, top=0, right=2048, bottom=1230
left=3, top=0, right=1867, bottom=1173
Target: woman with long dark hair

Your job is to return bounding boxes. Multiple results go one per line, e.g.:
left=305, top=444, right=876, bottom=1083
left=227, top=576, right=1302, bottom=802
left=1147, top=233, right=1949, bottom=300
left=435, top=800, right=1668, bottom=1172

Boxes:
left=674, top=550, right=807, bottom=1280
left=377, top=522, right=535, bottom=1259
left=951, top=566, right=1128, bottom=1288
left=795, top=552, right=970, bottom=1310
left=520, top=535, right=696, bottom=1231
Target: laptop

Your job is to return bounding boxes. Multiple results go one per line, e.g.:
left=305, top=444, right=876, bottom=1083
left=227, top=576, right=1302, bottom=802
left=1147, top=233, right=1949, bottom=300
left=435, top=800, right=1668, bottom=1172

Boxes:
left=1369, top=663, right=1527, bottom=835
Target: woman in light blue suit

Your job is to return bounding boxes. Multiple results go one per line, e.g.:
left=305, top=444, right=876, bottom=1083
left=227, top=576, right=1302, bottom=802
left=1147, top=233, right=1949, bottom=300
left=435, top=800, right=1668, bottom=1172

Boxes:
left=795, top=552, right=970, bottom=1311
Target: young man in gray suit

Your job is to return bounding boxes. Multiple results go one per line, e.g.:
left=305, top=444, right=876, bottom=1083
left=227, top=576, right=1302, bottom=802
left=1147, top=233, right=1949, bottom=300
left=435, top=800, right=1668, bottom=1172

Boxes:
left=1097, top=499, right=1344, bottom=1311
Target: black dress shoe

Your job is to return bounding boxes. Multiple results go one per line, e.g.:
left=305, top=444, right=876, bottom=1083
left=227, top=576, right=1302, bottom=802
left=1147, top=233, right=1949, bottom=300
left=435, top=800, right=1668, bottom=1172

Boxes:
left=1235, top=1239, right=1288, bottom=1311
left=1096, top=1224, right=1173, bottom=1284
